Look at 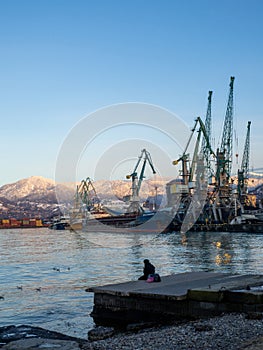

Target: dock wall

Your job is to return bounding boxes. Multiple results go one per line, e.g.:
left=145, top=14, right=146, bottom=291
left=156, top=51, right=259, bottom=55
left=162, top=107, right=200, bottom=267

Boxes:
left=87, top=272, right=263, bottom=327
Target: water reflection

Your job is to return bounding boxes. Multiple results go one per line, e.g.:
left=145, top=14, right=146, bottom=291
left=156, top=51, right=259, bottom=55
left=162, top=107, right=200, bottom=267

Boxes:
left=1, top=228, right=263, bottom=339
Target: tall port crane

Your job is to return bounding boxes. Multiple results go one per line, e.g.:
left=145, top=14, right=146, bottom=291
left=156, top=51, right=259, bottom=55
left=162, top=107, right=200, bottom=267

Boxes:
left=201, top=91, right=213, bottom=177
left=173, top=90, right=214, bottom=190
left=126, top=149, right=156, bottom=214
left=189, top=116, right=216, bottom=183
left=172, top=116, right=215, bottom=229
left=216, top=76, right=235, bottom=186
left=212, top=77, right=242, bottom=223
left=172, top=118, right=198, bottom=187
left=238, top=121, right=251, bottom=200
left=75, top=177, right=100, bottom=212
left=173, top=116, right=215, bottom=187
left=69, top=178, right=101, bottom=229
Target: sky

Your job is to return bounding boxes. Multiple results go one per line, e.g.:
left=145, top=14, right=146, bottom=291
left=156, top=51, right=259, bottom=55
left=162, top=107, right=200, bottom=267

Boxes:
left=0, top=0, right=263, bottom=186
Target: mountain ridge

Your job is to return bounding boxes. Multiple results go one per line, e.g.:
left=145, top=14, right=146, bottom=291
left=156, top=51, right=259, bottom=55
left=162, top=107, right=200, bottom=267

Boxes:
left=0, top=175, right=170, bottom=219
left=0, top=175, right=262, bottom=219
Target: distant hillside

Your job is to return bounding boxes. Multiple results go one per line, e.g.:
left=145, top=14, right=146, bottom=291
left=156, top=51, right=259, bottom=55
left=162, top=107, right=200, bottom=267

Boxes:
left=0, top=176, right=74, bottom=219
left=0, top=176, right=55, bottom=200
left=94, top=178, right=168, bottom=201
left=0, top=174, right=262, bottom=220
left=0, top=176, right=169, bottom=219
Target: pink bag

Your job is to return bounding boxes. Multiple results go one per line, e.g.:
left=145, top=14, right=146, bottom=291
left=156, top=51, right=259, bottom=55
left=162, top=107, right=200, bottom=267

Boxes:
left=146, top=275, right=154, bottom=283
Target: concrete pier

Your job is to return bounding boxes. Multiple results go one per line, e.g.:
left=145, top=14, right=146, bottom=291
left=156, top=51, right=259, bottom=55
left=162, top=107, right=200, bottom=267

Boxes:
left=86, top=272, right=263, bottom=327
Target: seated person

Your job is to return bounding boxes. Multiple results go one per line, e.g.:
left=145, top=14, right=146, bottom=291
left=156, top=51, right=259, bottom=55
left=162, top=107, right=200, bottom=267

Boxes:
left=138, top=259, right=155, bottom=280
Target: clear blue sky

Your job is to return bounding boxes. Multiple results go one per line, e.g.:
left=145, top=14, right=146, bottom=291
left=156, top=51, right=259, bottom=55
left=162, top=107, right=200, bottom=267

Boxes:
left=0, top=0, right=262, bottom=185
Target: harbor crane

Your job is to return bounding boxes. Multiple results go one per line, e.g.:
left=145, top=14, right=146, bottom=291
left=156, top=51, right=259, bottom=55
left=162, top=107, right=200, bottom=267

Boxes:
left=172, top=115, right=216, bottom=226
left=238, top=121, right=251, bottom=202
left=173, top=116, right=215, bottom=188
left=126, top=149, right=156, bottom=214
left=189, top=116, right=216, bottom=183
left=172, top=118, right=198, bottom=187
left=70, top=177, right=101, bottom=225
left=216, top=76, right=235, bottom=187
left=201, top=91, right=213, bottom=177
left=212, top=77, right=245, bottom=222
left=74, top=177, right=100, bottom=212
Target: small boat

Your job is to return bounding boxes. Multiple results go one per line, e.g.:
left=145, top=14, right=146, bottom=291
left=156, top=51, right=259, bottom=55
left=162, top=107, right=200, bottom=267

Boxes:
left=49, top=216, right=70, bottom=230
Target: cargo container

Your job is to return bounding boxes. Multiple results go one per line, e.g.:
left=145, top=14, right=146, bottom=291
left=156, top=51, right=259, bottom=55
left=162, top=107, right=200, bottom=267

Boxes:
left=2, top=219, right=10, bottom=225
left=0, top=218, right=46, bottom=229
left=36, top=219, right=43, bottom=227
left=10, top=218, right=20, bottom=226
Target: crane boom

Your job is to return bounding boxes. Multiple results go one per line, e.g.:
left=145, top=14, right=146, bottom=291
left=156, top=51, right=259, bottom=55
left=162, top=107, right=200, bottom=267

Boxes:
left=201, top=91, right=213, bottom=175
left=137, top=150, right=156, bottom=192
left=241, top=121, right=251, bottom=180
left=189, top=117, right=216, bottom=182
left=172, top=118, right=199, bottom=186
left=220, top=76, right=235, bottom=180
left=173, top=117, right=215, bottom=185
left=238, top=121, right=251, bottom=198
left=126, top=149, right=156, bottom=214
left=197, top=116, right=216, bottom=158
left=77, top=177, right=100, bottom=210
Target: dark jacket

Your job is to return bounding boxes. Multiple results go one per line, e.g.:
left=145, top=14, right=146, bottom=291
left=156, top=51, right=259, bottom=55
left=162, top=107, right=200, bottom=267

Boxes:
left=144, top=261, right=155, bottom=277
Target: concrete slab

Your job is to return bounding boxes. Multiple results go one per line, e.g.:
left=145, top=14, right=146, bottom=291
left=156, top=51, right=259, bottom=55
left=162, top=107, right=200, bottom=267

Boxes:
left=87, top=272, right=263, bottom=299
left=87, top=272, right=263, bottom=326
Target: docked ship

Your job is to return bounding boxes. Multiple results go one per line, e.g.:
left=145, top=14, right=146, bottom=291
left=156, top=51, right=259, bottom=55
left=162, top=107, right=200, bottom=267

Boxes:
left=66, top=149, right=172, bottom=233
left=61, top=77, right=263, bottom=234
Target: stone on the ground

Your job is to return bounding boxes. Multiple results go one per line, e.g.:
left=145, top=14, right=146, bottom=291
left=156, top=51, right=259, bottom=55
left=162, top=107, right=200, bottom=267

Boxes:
left=0, top=337, right=81, bottom=350
left=126, top=322, right=157, bottom=331
left=88, top=326, right=115, bottom=341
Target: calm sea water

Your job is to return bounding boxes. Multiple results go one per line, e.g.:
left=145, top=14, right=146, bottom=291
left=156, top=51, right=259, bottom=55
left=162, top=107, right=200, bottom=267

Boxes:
left=0, top=227, right=263, bottom=339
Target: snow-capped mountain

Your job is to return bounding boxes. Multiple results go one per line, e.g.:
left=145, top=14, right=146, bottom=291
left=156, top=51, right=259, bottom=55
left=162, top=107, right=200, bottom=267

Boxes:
left=0, top=176, right=169, bottom=219
left=0, top=176, right=56, bottom=200
left=0, top=176, right=74, bottom=219
left=0, top=174, right=262, bottom=219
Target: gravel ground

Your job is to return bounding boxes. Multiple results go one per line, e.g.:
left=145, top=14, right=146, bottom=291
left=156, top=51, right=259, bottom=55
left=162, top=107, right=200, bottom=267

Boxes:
left=82, top=313, right=263, bottom=350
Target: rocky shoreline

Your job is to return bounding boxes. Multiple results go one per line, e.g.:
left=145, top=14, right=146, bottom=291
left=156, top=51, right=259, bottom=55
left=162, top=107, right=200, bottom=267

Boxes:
left=1, top=313, right=263, bottom=349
